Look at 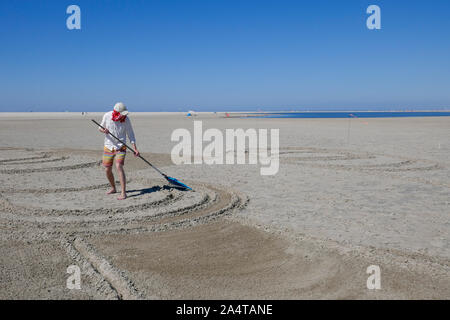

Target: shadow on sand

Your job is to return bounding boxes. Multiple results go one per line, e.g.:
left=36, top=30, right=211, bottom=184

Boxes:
left=126, top=185, right=189, bottom=198
left=126, top=186, right=162, bottom=198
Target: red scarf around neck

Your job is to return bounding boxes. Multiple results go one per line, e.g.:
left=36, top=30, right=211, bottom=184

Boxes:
left=112, top=110, right=126, bottom=122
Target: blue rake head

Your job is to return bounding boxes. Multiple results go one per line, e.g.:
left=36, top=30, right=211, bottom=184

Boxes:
left=165, top=176, right=192, bottom=190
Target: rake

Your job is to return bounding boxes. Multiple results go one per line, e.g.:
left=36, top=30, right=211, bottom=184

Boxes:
left=91, top=119, right=192, bottom=190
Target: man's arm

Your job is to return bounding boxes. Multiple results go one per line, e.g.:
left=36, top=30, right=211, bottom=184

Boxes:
left=126, top=118, right=140, bottom=157
left=131, top=142, right=140, bottom=157
left=99, top=114, right=110, bottom=134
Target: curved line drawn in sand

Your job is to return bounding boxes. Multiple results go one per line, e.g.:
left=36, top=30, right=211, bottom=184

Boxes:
left=0, top=148, right=101, bottom=173
left=0, top=161, right=100, bottom=174
left=62, top=236, right=124, bottom=299
left=64, top=237, right=148, bottom=299
left=0, top=154, right=51, bottom=163
left=0, top=181, right=129, bottom=194
left=1, top=156, right=69, bottom=166
left=279, top=147, right=442, bottom=172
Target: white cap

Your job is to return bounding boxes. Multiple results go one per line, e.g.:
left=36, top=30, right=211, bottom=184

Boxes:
left=113, top=102, right=129, bottom=116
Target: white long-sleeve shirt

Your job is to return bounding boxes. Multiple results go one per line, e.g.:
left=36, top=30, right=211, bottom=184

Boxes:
left=100, top=111, right=136, bottom=151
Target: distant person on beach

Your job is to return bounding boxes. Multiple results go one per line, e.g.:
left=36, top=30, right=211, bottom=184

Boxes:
left=98, top=102, right=140, bottom=200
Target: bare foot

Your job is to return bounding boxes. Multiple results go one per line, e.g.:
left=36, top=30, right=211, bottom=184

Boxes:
left=107, top=188, right=116, bottom=195
left=117, top=194, right=127, bottom=200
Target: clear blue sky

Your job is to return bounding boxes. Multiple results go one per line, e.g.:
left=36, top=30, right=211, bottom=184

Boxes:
left=1, top=0, right=449, bottom=112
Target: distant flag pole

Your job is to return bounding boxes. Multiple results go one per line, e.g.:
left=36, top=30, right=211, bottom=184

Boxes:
left=347, top=114, right=352, bottom=144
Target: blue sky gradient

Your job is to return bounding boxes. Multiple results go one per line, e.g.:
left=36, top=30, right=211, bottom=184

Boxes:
left=1, top=0, right=449, bottom=112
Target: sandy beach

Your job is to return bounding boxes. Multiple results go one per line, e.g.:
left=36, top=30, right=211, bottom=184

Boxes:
left=0, top=112, right=449, bottom=299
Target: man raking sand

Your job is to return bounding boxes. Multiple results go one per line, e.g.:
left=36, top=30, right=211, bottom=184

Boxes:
left=93, top=104, right=192, bottom=193
left=98, top=102, right=140, bottom=200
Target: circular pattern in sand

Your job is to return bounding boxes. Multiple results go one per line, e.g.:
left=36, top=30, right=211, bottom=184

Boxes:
left=280, top=147, right=441, bottom=172
left=0, top=148, right=247, bottom=241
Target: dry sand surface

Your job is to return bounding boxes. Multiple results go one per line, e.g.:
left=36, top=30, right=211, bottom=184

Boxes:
left=0, top=112, right=449, bottom=299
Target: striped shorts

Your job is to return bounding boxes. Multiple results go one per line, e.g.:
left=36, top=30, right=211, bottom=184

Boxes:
left=102, top=146, right=126, bottom=167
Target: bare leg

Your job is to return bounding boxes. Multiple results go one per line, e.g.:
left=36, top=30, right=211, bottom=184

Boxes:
left=105, top=166, right=116, bottom=194
left=116, top=163, right=126, bottom=200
